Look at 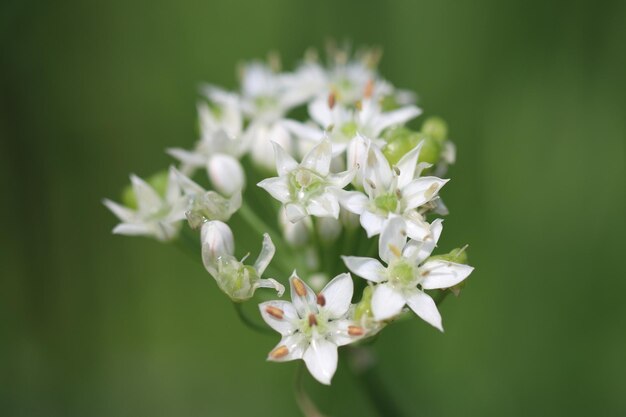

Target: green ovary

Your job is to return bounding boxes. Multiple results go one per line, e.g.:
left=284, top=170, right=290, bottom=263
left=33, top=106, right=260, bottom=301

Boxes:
left=374, top=194, right=399, bottom=213
left=339, top=121, right=358, bottom=139
left=387, top=260, right=416, bottom=287
left=289, top=169, right=325, bottom=200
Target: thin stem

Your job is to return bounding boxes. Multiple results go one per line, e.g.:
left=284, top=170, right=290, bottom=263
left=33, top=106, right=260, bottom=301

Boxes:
left=233, top=302, right=274, bottom=336
left=347, top=347, right=406, bottom=417
left=294, top=362, right=327, bottom=417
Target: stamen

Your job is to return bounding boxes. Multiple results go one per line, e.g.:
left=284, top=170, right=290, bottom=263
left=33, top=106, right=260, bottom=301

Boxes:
left=328, top=92, right=336, bottom=109
left=270, top=345, right=289, bottom=359
left=366, top=179, right=377, bottom=189
left=388, top=244, right=402, bottom=258
left=308, top=314, right=318, bottom=327
left=348, top=325, right=365, bottom=336
left=393, top=166, right=401, bottom=176
left=293, top=278, right=307, bottom=296
left=316, top=294, right=326, bottom=306
left=395, top=189, right=402, bottom=199
left=425, top=183, right=440, bottom=199
left=265, top=306, right=284, bottom=320
left=364, top=79, right=374, bottom=98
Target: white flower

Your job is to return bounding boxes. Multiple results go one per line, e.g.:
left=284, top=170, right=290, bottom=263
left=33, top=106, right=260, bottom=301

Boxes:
left=340, top=142, right=448, bottom=240
left=257, top=140, right=354, bottom=222
left=260, top=272, right=366, bottom=385
left=103, top=167, right=188, bottom=241
left=342, top=217, right=474, bottom=330
left=201, top=221, right=284, bottom=302
left=283, top=96, right=421, bottom=156
left=167, top=92, right=246, bottom=196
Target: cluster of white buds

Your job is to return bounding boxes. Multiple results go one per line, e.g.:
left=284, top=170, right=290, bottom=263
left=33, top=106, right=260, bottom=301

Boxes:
left=104, top=45, right=473, bottom=385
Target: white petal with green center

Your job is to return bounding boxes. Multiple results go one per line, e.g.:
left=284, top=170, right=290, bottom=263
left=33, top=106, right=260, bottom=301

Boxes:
left=259, top=300, right=299, bottom=336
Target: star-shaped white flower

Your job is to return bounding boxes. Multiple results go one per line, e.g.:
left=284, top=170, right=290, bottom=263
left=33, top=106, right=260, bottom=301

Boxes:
left=340, top=141, right=448, bottom=240
left=257, top=140, right=354, bottom=222
left=103, top=167, right=188, bottom=241
left=342, top=217, right=473, bottom=330
left=283, top=96, right=421, bottom=156
left=260, top=272, right=366, bottom=385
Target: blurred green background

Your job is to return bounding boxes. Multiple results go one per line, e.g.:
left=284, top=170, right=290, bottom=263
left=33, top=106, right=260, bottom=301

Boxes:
left=2, top=0, right=625, bottom=416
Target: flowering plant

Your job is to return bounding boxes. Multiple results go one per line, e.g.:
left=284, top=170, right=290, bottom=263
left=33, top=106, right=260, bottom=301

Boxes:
left=104, top=44, right=473, bottom=413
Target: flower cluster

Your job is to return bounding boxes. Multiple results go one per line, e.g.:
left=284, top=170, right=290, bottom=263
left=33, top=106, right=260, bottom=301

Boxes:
left=104, top=45, right=473, bottom=385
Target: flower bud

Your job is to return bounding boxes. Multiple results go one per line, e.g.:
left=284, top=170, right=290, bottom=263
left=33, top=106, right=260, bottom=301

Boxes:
left=421, top=116, right=448, bottom=144
left=200, top=221, right=234, bottom=275
left=428, top=245, right=469, bottom=265
left=207, top=154, right=245, bottom=196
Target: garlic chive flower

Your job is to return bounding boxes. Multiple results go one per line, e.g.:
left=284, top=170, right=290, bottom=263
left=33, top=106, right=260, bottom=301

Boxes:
left=201, top=221, right=284, bottom=302
left=260, top=272, right=366, bottom=385
left=103, top=167, right=188, bottom=241
left=340, top=142, right=448, bottom=240
left=343, top=217, right=473, bottom=330
left=258, top=140, right=354, bottom=222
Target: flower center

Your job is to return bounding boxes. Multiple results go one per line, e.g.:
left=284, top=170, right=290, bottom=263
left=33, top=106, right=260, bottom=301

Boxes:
left=339, top=121, right=358, bottom=140
left=374, top=193, right=399, bottom=213
left=289, top=168, right=325, bottom=201
left=387, top=259, right=417, bottom=287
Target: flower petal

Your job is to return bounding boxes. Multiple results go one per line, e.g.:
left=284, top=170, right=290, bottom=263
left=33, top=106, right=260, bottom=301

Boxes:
left=307, top=193, right=340, bottom=218
left=327, top=319, right=367, bottom=347
left=371, top=283, right=406, bottom=321
left=103, top=199, right=135, bottom=222
left=309, top=97, right=333, bottom=128
left=319, top=273, right=353, bottom=319
left=405, top=290, right=443, bottom=331
left=364, top=145, right=393, bottom=190
left=253, top=233, right=275, bottom=275
left=289, top=273, right=317, bottom=317
left=402, top=177, right=449, bottom=209
left=267, top=333, right=307, bottom=362
left=420, top=260, right=474, bottom=290
left=301, top=140, right=332, bottom=177
left=259, top=300, right=299, bottom=336
left=360, top=210, right=385, bottom=237
left=341, top=256, right=386, bottom=283
left=372, top=105, right=422, bottom=136
left=271, top=141, right=298, bottom=176
left=303, top=337, right=338, bottom=385
left=130, top=174, right=162, bottom=214
left=395, top=141, right=424, bottom=189
left=282, top=119, right=324, bottom=141
left=403, top=218, right=444, bottom=263
left=379, top=216, right=408, bottom=264
left=285, top=203, right=308, bottom=222
left=338, top=190, right=368, bottom=215
left=257, top=176, right=291, bottom=203
left=201, top=221, right=234, bottom=273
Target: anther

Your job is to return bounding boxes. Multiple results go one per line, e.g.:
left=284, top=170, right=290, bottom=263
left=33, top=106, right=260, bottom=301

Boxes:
left=348, top=325, right=365, bottom=336
left=265, top=306, right=284, bottom=320
left=270, top=345, right=289, bottom=359
left=308, top=313, right=318, bottom=327
left=395, top=189, right=402, bottom=199
left=393, top=166, right=401, bottom=176
left=389, top=244, right=402, bottom=258
left=366, top=179, right=376, bottom=189
left=425, top=183, right=439, bottom=199
left=328, top=92, right=336, bottom=109
left=317, top=294, right=326, bottom=306
left=364, top=79, right=374, bottom=98
left=293, top=278, right=307, bottom=296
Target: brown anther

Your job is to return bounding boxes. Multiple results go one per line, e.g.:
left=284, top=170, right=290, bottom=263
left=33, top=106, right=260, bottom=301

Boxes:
left=393, top=166, right=401, bottom=176
left=366, top=179, right=377, bottom=190
left=389, top=244, right=402, bottom=258
left=364, top=79, right=374, bottom=98
left=316, top=294, right=326, bottom=306
left=270, top=345, right=289, bottom=359
left=265, top=306, right=284, bottom=320
left=308, top=313, right=318, bottom=327
left=328, top=92, right=336, bottom=109
left=292, top=278, right=307, bottom=296
left=395, top=189, right=403, bottom=199
left=348, top=325, right=365, bottom=336
left=421, top=270, right=431, bottom=277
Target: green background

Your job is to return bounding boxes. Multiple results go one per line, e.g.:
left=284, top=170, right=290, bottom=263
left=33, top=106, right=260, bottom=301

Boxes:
left=2, top=0, right=625, bottom=416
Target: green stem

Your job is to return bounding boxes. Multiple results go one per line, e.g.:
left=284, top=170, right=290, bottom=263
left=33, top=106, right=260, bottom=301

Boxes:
left=347, top=347, right=406, bottom=417
left=233, top=302, right=274, bottom=336
left=294, top=363, right=327, bottom=417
